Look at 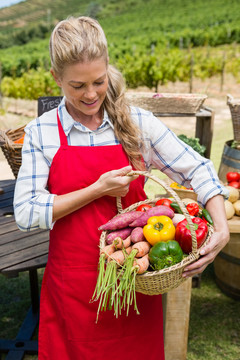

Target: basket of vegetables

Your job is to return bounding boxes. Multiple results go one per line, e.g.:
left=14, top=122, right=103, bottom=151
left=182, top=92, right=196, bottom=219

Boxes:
left=0, top=125, right=26, bottom=178
left=92, top=171, right=214, bottom=320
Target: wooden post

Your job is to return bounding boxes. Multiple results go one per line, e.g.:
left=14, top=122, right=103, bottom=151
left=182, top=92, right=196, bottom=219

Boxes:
left=195, top=107, right=214, bottom=159
left=189, top=53, right=194, bottom=94
left=0, top=62, right=2, bottom=108
left=220, top=52, right=226, bottom=92
left=164, top=278, right=192, bottom=360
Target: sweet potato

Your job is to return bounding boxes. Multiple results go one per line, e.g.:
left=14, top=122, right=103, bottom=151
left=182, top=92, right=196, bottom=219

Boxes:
left=130, top=226, right=145, bottom=243
left=106, top=227, right=132, bottom=244
left=129, top=205, right=174, bottom=227
left=99, top=211, right=142, bottom=231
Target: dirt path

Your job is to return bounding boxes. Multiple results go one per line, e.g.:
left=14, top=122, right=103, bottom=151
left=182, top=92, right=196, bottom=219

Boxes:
left=0, top=73, right=238, bottom=180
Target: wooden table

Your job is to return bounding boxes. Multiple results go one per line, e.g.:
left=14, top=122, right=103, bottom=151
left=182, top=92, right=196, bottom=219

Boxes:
left=0, top=179, right=49, bottom=360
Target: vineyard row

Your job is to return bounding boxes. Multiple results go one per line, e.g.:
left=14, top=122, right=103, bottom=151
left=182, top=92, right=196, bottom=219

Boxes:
left=1, top=44, right=240, bottom=100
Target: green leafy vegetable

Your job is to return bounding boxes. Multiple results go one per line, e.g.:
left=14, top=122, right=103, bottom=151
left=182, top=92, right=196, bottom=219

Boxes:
left=178, top=134, right=206, bottom=156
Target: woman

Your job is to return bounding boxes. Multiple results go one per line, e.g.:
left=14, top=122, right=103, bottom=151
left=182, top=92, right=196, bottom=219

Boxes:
left=14, top=16, right=229, bottom=360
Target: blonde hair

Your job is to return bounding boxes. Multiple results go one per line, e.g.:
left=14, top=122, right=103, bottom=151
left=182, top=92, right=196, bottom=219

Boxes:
left=50, top=16, right=144, bottom=169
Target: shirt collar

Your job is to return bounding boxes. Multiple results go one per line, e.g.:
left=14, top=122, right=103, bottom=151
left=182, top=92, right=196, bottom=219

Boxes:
left=58, top=97, right=114, bottom=136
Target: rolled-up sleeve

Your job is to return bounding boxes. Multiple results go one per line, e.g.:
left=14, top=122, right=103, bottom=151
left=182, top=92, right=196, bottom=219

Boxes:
left=13, top=122, right=55, bottom=231
left=135, top=109, right=229, bottom=207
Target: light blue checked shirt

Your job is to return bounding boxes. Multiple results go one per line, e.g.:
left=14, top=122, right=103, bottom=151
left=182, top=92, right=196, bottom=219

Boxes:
left=14, top=97, right=228, bottom=231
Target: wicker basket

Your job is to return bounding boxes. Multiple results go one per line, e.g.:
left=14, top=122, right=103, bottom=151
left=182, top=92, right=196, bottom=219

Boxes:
left=227, top=94, right=240, bottom=142
left=0, top=125, right=25, bottom=178
left=126, top=92, right=207, bottom=114
left=164, top=177, right=198, bottom=201
left=99, top=171, right=213, bottom=295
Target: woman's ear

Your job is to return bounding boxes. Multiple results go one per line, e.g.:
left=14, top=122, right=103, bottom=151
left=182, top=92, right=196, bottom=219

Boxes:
left=50, top=68, right=62, bottom=87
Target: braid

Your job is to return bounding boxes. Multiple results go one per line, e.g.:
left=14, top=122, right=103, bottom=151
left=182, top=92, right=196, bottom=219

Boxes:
left=104, top=65, right=145, bottom=170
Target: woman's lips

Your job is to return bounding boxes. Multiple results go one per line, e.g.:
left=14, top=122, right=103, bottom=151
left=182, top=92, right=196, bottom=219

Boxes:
left=81, top=99, right=98, bottom=107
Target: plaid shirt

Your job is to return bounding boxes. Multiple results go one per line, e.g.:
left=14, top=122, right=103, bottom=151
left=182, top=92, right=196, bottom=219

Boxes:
left=14, top=97, right=228, bottom=231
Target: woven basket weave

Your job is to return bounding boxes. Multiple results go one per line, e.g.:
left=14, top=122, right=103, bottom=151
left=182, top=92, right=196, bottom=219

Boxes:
left=227, top=94, right=240, bottom=142
left=0, top=125, right=25, bottom=178
left=99, top=171, right=213, bottom=295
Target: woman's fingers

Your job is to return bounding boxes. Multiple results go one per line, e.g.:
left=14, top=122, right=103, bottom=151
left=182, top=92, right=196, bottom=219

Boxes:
left=97, top=166, right=139, bottom=197
left=182, top=230, right=229, bottom=278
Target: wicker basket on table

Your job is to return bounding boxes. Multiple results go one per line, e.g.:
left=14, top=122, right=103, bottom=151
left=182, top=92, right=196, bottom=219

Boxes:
left=126, top=92, right=207, bottom=114
left=0, top=125, right=25, bottom=178
left=227, top=94, right=240, bottom=142
left=99, top=171, right=214, bottom=295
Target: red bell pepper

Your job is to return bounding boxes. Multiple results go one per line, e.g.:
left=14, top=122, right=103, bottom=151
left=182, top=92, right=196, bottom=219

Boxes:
left=186, top=202, right=199, bottom=216
left=175, top=217, right=208, bottom=254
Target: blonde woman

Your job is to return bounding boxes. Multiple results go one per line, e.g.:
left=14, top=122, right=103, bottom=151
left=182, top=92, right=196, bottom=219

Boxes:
left=14, top=16, right=229, bottom=360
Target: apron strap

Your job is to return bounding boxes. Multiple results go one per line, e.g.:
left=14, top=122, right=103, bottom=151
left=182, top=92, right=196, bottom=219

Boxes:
left=57, top=109, right=68, bottom=147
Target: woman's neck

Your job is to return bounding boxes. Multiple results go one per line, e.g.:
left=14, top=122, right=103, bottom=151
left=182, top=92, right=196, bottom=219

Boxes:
left=66, top=101, right=103, bottom=131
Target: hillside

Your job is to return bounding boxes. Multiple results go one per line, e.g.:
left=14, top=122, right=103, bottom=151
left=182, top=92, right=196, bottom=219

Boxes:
left=1, top=0, right=240, bottom=100
left=1, top=0, right=240, bottom=49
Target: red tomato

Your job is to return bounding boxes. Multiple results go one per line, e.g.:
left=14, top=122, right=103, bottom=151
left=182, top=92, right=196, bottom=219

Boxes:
left=136, top=204, right=152, bottom=212
left=155, top=198, right=172, bottom=208
left=226, top=172, right=240, bottom=183
left=228, top=181, right=240, bottom=189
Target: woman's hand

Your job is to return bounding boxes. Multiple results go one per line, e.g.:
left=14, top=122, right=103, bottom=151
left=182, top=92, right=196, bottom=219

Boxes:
left=96, top=165, right=138, bottom=198
left=182, top=195, right=230, bottom=278
left=182, top=229, right=229, bottom=278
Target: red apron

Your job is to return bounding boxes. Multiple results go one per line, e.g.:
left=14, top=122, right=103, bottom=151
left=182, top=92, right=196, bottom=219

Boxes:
left=38, top=111, right=165, bottom=360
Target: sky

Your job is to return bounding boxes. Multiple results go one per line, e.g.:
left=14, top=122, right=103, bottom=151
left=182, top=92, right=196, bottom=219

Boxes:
left=0, top=0, right=25, bottom=9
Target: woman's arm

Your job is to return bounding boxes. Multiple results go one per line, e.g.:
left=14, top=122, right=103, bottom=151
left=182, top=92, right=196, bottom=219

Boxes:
left=182, top=195, right=230, bottom=277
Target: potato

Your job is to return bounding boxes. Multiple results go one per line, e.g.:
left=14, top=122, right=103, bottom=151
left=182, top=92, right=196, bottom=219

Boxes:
left=224, top=200, right=235, bottom=220
left=182, top=198, right=198, bottom=205
left=233, top=200, right=240, bottom=216
left=225, top=185, right=239, bottom=203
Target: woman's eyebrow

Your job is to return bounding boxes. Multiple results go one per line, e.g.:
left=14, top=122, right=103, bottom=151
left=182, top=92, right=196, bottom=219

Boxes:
left=69, top=74, right=107, bottom=84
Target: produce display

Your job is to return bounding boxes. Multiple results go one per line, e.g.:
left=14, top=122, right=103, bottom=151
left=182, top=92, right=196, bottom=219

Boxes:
left=224, top=171, right=240, bottom=219
left=92, top=196, right=213, bottom=321
left=13, top=134, right=25, bottom=144
left=225, top=171, right=240, bottom=189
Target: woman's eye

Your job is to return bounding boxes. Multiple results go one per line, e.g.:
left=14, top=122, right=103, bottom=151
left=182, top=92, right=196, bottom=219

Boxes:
left=73, top=85, right=83, bottom=89
left=95, top=81, right=104, bottom=86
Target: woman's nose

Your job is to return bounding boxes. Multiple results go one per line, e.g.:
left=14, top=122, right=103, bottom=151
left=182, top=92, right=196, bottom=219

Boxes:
left=84, top=87, right=96, bottom=100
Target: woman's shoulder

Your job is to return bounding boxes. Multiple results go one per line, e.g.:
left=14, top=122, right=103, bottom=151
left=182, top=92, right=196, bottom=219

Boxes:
left=129, top=105, right=165, bottom=130
left=129, top=105, right=153, bottom=118
left=25, top=107, right=58, bottom=132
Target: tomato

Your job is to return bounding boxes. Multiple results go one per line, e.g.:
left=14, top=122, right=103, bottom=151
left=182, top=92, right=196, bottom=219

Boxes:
left=155, top=198, right=172, bottom=208
left=226, top=172, right=240, bottom=183
left=228, top=181, right=240, bottom=189
left=136, top=204, right=152, bottom=212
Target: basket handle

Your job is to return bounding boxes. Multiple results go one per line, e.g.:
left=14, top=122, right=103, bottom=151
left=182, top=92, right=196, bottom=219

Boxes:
left=0, top=129, right=14, bottom=149
left=116, top=170, right=199, bottom=256
left=227, top=94, right=235, bottom=106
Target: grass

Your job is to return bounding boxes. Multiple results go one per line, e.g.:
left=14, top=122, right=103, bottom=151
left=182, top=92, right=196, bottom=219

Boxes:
left=187, top=264, right=240, bottom=360
left=1, top=265, right=239, bottom=359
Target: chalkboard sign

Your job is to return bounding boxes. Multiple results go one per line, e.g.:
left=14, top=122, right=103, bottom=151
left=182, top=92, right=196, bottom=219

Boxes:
left=38, top=96, right=63, bottom=116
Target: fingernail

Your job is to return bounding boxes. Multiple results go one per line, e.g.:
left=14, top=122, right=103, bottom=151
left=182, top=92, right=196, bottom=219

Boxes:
left=200, top=249, right=205, bottom=255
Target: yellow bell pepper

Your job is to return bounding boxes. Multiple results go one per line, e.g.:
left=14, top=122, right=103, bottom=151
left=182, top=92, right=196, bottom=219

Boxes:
left=170, top=182, right=187, bottom=189
left=143, top=215, right=176, bottom=246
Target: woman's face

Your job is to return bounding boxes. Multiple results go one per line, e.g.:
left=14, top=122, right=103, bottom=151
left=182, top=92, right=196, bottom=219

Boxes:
left=52, top=58, right=108, bottom=120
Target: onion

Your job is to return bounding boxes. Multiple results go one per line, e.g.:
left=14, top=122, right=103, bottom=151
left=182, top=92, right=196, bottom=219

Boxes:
left=172, top=214, right=185, bottom=226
